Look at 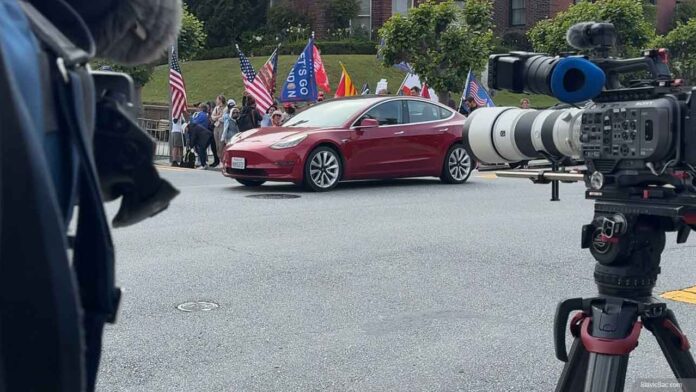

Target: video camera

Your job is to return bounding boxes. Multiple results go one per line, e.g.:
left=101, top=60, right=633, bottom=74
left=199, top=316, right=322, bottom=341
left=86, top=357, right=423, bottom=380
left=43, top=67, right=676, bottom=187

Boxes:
left=463, top=22, right=696, bottom=233
left=463, top=23, right=696, bottom=391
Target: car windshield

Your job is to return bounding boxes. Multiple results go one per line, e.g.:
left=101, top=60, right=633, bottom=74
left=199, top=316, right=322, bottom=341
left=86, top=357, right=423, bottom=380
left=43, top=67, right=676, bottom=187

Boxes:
left=284, top=98, right=382, bottom=128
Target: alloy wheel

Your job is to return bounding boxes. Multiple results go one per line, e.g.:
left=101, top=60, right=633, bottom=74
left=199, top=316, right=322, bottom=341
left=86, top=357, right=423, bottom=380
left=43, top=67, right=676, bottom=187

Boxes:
left=309, top=150, right=340, bottom=188
left=449, top=147, right=471, bottom=181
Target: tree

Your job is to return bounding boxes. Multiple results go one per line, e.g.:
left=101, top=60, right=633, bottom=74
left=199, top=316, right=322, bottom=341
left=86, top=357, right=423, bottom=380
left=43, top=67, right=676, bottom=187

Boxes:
left=527, top=0, right=655, bottom=57
left=179, top=4, right=207, bottom=61
left=92, top=4, right=206, bottom=108
left=267, top=2, right=311, bottom=35
left=326, top=0, right=360, bottom=30
left=186, top=0, right=268, bottom=48
left=378, top=0, right=494, bottom=101
left=673, top=0, right=696, bottom=28
left=653, top=18, right=696, bottom=83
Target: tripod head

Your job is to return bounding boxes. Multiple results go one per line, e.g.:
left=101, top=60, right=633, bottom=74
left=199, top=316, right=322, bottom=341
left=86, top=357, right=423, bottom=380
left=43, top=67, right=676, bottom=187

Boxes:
left=582, top=211, right=666, bottom=298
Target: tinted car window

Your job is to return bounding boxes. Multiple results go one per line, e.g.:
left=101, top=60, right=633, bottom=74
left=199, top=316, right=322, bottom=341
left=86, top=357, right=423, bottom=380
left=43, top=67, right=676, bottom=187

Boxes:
left=363, top=100, right=402, bottom=125
left=406, top=100, right=440, bottom=123
left=439, top=106, right=453, bottom=119
left=284, top=98, right=382, bottom=127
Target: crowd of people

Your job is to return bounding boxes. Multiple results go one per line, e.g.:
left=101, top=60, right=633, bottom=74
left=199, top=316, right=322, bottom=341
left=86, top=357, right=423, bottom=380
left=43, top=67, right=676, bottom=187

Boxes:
left=168, top=90, right=531, bottom=169
left=169, top=92, right=299, bottom=169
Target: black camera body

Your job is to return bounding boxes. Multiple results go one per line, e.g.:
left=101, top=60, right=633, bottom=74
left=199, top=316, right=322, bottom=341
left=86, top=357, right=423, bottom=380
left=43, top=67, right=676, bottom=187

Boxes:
left=581, top=96, right=676, bottom=172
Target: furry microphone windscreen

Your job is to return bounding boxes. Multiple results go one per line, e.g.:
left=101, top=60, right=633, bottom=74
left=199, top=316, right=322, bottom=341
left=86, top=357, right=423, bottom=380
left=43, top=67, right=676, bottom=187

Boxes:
left=71, top=0, right=182, bottom=65
left=565, top=22, right=597, bottom=50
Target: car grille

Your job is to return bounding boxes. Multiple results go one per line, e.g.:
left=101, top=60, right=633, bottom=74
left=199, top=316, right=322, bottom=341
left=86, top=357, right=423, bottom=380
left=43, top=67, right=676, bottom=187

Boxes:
left=227, top=168, right=268, bottom=177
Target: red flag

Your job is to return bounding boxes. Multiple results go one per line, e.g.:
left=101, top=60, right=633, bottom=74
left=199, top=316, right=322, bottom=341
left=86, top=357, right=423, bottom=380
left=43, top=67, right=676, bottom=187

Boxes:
left=313, top=45, right=330, bottom=93
left=421, top=82, right=430, bottom=99
left=401, top=85, right=412, bottom=96
left=334, top=63, right=357, bottom=98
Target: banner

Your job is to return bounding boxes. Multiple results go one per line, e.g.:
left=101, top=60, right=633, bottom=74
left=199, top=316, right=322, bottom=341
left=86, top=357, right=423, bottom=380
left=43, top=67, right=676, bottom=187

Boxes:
left=280, top=38, right=317, bottom=102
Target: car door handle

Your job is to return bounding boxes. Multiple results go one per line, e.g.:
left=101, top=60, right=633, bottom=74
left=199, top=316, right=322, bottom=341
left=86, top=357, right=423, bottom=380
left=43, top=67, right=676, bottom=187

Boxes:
left=394, top=131, right=404, bottom=135
left=439, top=128, right=449, bottom=132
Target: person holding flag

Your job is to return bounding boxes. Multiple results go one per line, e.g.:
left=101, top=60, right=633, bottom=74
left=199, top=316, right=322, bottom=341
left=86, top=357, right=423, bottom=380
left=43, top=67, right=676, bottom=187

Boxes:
left=168, top=44, right=188, bottom=166
left=335, top=63, right=357, bottom=98
left=237, top=45, right=275, bottom=116
left=398, top=72, right=437, bottom=102
left=459, top=69, right=495, bottom=115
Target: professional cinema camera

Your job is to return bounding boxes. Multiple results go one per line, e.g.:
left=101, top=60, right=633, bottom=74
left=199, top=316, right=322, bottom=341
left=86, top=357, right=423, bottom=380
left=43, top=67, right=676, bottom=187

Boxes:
left=463, top=22, right=696, bottom=391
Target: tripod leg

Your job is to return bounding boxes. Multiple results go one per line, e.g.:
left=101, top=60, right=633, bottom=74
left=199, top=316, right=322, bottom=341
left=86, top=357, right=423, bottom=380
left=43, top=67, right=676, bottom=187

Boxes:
left=556, top=337, right=590, bottom=392
left=584, top=353, right=629, bottom=392
left=645, top=309, right=696, bottom=391
left=556, top=299, right=638, bottom=392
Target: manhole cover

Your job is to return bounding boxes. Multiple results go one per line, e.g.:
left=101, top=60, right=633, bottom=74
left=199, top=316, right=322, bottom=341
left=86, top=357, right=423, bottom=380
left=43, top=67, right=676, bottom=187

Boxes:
left=246, top=193, right=301, bottom=199
left=176, top=301, right=219, bottom=312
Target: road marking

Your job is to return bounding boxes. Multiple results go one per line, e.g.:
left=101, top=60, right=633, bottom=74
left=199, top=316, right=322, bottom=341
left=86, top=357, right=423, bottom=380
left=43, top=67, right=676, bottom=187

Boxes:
left=661, top=286, right=696, bottom=305
left=156, top=165, right=192, bottom=172
left=475, top=173, right=498, bottom=180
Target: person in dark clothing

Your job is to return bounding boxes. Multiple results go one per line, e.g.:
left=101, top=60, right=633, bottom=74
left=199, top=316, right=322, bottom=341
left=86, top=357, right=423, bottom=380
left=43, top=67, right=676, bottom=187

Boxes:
left=465, top=96, right=479, bottom=112
left=189, top=104, right=213, bottom=168
left=238, top=96, right=262, bottom=132
left=459, top=96, right=479, bottom=116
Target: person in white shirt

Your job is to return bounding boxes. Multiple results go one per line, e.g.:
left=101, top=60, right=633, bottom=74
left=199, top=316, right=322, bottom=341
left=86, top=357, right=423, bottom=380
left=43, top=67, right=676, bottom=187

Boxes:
left=169, top=114, right=186, bottom=166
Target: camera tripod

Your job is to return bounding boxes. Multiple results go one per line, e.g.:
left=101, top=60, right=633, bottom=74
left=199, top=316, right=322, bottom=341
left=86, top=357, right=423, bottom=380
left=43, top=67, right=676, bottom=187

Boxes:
left=554, top=208, right=696, bottom=392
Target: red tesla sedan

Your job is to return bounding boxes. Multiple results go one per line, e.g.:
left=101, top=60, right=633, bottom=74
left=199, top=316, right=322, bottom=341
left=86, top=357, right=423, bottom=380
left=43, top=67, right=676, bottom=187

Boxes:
left=222, top=96, right=474, bottom=191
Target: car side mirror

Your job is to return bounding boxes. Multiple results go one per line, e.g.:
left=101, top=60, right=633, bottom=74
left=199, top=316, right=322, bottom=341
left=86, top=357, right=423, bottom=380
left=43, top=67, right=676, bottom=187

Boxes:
left=356, top=118, right=379, bottom=129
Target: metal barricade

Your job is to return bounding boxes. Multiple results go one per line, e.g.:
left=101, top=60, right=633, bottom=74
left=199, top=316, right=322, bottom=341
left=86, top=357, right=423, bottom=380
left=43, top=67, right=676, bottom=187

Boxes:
left=138, top=118, right=170, bottom=160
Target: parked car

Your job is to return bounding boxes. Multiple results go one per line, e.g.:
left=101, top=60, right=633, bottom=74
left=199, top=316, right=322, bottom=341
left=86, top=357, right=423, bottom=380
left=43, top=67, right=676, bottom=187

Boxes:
left=222, top=96, right=475, bottom=192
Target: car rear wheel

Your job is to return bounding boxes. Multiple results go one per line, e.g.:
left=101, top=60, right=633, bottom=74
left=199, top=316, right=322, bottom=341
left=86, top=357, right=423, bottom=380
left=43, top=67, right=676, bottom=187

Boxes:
left=441, top=144, right=474, bottom=184
left=236, top=179, right=266, bottom=187
left=304, top=146, right=342, bottom=192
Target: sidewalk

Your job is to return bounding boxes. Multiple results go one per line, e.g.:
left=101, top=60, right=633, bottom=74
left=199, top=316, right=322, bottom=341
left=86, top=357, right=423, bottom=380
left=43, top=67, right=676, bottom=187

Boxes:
left=155, top=159, right=222, bottom=172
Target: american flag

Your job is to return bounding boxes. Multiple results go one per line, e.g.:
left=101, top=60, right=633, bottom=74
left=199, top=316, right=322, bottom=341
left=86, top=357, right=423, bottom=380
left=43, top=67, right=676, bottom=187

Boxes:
left=461, top=70, right=495, bottom=111
left=169, top=45, right=188, bottom=119
left=256, top=47, right=279, bottom=96
left=238, top=48, right=274, bottom=114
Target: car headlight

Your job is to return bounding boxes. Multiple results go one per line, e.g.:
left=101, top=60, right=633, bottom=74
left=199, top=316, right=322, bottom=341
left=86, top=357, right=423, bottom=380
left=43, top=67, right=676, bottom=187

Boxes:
left=270, top=133, right=308, bottom=149
left=229, top=132, right=244, bottom=145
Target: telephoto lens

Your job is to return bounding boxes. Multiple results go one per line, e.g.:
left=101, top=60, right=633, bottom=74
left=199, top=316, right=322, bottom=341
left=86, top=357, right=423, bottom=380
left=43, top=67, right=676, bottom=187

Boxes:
left=462, top=107, right=584, bottom=165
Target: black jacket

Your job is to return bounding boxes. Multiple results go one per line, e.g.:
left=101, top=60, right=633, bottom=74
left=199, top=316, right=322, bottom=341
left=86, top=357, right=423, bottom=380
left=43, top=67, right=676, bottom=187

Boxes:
left=187, top=123, right=212, bottom=148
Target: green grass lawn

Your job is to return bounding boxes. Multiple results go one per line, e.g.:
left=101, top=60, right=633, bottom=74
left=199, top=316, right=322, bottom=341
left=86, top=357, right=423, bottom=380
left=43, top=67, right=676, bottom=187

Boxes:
left=142, top=54, right=557, bottom=108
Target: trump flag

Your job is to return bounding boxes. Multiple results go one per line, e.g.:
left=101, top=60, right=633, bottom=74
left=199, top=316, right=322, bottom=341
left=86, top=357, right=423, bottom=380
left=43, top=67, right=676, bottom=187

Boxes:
left=280, top=38, right=317, bottom=102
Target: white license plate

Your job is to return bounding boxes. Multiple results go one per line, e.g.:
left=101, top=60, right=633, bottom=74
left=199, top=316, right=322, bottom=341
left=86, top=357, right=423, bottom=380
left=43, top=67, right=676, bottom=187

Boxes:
left=231, top=157, right=245, bottom=169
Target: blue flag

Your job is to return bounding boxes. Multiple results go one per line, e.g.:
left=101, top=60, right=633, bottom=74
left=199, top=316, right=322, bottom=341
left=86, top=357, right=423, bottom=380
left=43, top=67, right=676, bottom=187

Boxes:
left=460, top=70, right=495, bottom=114
left=280, top=38, right=317, bottom=102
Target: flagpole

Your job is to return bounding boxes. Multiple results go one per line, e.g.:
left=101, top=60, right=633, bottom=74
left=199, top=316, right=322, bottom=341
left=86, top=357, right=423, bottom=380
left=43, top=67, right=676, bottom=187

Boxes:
left=168, top=42, right=175, bottom=122
left=397, top=72, right=409, bottom=96
left=459, top=69, right=472, bottom=112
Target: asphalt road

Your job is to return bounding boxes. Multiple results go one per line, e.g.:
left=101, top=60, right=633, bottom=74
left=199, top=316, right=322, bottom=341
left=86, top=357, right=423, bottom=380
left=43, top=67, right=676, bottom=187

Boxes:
left=97, top=167, right=696, bottom=392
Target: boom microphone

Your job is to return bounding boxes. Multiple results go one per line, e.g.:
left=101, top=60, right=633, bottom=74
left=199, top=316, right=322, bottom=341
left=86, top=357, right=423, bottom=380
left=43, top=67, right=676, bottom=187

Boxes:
left=566, top=22, right=616, bottom=51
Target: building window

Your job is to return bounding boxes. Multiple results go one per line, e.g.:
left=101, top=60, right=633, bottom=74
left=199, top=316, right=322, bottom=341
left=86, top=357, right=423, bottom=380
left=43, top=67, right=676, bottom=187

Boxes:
left=392, top=0, right=411, bottom=15
left=510, top=0, right=525, bottom=26
left=351, top=0, right=372, bottom=39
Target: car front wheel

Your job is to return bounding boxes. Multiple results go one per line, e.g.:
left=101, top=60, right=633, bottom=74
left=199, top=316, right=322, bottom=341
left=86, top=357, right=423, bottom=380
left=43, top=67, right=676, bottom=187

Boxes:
left=441, top=144, right=474, bottom=184
left=304, top=146, right=342, bottom=192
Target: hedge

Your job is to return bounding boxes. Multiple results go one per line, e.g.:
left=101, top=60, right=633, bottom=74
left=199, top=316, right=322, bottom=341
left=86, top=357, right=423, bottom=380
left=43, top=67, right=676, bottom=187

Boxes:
left=194, top=40, right=378, bottom=61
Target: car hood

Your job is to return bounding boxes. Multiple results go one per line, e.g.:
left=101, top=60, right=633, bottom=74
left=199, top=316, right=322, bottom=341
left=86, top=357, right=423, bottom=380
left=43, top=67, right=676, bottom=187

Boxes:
left=232, top=126, right=331, bottom=145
